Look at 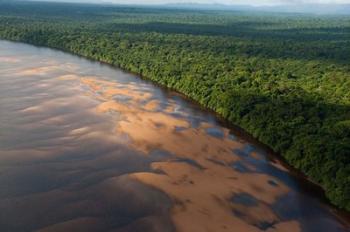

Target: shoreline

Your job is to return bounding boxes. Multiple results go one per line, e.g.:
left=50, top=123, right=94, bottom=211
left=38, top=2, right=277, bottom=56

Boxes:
left=1, top=39, right=349, bottom=224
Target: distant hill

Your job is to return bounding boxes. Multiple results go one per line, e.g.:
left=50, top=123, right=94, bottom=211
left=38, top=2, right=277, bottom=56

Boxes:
left=163, top=3, right=350, bottom=15
left=4, top=0, right=350, bottom=15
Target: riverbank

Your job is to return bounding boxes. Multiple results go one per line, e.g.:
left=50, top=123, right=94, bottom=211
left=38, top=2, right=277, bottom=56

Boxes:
left=1, top=39, right=349, bottom=231
left=0, top=2, right=349, bottom=212
left=2, top=34, right=350, bottom=213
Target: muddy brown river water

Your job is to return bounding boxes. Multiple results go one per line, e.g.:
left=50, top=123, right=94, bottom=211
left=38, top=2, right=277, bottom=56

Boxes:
left=0, top=40, right=349, bottom=232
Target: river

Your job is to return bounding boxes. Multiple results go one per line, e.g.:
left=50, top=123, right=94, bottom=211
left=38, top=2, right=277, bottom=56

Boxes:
left=0, top=40, right=349, bottom=232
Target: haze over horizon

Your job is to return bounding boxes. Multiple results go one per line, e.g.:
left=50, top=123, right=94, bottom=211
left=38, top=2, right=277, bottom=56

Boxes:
left=23, top=0, right=350, bottom=6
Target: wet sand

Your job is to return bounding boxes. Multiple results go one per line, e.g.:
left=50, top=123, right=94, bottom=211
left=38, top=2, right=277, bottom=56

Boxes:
left=0, top=40, right=349, bottom=232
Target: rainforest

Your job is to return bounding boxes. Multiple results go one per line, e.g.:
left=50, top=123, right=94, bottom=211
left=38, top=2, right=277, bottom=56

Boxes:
left=0, top=1, right=349, bottom=213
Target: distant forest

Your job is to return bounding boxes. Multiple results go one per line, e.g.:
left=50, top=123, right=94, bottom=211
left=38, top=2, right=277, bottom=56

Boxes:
left=0, top=1, right=349, bottom=211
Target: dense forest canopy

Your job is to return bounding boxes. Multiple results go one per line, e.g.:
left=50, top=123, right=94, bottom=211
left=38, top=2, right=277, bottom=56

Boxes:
left=0, top=1, right=349, bottom=211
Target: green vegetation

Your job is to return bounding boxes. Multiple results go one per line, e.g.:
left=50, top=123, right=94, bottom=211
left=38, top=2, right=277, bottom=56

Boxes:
left=0, top=1, right=349, bottom=210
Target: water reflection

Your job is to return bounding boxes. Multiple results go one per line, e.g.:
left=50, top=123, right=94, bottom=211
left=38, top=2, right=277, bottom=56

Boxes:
left=0, top=40, right=348, bottom=232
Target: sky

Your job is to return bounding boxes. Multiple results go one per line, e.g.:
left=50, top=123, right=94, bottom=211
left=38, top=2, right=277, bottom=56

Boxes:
left=31, top=0, right=350, bottom=5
